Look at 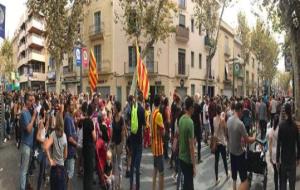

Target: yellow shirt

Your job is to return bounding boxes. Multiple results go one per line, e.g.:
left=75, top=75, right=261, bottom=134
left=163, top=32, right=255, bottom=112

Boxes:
left=152, top=109, right=164, bottom=156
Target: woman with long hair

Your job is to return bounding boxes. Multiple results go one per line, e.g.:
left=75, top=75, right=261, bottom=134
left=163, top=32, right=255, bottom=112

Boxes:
left=269, top=114, right=279, bottom=190
left=111, top=101, right=125, bottom=190
left=213, top=105, right=229, bottom=185
left=44, top=114, right=68, bottom=190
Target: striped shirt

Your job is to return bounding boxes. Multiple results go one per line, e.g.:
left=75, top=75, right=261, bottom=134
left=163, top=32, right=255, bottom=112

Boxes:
left=152, top=109, right=164, bottom=156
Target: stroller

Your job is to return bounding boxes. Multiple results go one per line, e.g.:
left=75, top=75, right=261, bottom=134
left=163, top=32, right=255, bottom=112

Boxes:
left=247, top=137, right=268, bottom=190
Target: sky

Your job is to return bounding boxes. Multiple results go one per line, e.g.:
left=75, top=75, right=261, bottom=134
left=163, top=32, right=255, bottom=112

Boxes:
left=0, top=0, right=285, bottom=71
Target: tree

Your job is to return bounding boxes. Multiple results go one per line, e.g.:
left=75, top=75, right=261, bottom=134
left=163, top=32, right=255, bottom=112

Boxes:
left=193, top=0, right=233, bottom=95
left=27, top=0, right=83, bottom=93
left=257, top=0, right=300, bottom=122
left=237, top=12, right=251, bottom=95
left=0, top=39, right=14, bottom=81
left=116, top=0, right=177, bottom=58
left=250, top=19, right=279, bottom=94
left=277, top=71, right=291, bottom=93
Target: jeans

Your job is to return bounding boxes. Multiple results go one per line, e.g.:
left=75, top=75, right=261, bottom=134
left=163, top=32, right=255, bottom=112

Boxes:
left=5, top=119, right=10, bottom=137
left=65, top=158, right=75, bottom=179
left=179, top=159, right=194, bottom=190
left=37, top=152, right=47, bottom=190
left=209, top=118, right=214, bottom=136
left=130, top=143, right=142, bottom=190
left=270, top=113, right=276, bottom=128
left=176, top=158, right=183, bottom=190
left=215, top=144, right=228, bottom=181
left=280, top=164, right=296, bottom=190
left=195, top=132, right=202, bottom=161
left=83, top=146, right=95, bottom=190
left=20, top=144, right=31, bottom=190
left=50, top=165, right=67, bottom=190
left=112, top=143, right=123, bottom=189
left=272, top=163, right=279, bottom=190
left=259, top=120, right=267, bottom=139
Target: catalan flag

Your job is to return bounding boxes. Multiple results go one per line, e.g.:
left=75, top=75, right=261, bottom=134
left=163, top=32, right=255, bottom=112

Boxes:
left=136, top=42, right=150, bottom=100
left=89, top=49, right=98, bottom=92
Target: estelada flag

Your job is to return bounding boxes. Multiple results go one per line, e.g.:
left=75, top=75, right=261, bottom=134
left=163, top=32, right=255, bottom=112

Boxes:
left=89, top=49, right=98, bottom=92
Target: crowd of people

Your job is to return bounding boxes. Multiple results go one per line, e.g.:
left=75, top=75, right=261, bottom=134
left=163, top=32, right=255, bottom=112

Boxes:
left=0, top=89, right=299, bottom=190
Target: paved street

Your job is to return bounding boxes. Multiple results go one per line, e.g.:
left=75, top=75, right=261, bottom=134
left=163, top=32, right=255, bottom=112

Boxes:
left=1, top=135, right=300, bottom=190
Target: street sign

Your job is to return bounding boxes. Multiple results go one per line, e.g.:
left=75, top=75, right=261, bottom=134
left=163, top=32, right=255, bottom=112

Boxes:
left=0, top=4, right=5, bottom=39
left=82, top=48, right=88, bottom=69
left=75, top=47, right=82, bottom=67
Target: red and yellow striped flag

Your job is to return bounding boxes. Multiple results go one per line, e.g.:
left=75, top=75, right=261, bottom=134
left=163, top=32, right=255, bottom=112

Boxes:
left=136, top=42, right=149, bottom=100
left=89, top=49, right=98, bottom=92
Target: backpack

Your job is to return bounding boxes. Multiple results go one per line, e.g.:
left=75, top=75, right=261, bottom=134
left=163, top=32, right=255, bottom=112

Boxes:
left=242, top=108, right=252, bottom=127
left=131, top=103, right=139, bottom=134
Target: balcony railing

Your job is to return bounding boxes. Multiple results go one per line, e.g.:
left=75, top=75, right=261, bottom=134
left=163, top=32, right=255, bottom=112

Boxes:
left=28, top=34, right=44, bottom=49
left=176, top=26, right=189, bottom=43
left=175, top=63, right=189, bottom=78
left=97, top=63, right=111, bottom=74
left=124, top=61, right=158, bottom=75
left=27, top=17, right=45, bottom=34
left=89, top=23, right=104, bottom=40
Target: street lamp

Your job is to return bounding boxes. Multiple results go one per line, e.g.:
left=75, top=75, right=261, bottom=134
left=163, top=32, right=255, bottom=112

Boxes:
left=75, top=38, right=84, bottom=94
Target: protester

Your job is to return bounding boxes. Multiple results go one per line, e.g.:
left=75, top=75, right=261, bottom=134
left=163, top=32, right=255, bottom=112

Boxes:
left=104, top=150, right=114, bottom=190
left=258, top=97, right=267, bottom=139
left=269, top=95, right=277, bottom=128
left=129, top=94, right=145, bottom=190
left=213, top=106, right=228, bottom=184
left=64, top=98, right=78, bottom=189
left=152, top=95, right=165, bottom=190
left=192, top=93, right=202, bottom=163
left=179, top=96, right=195, bottom=190
left=44, top=114, right=68, bottom=190
left=202, top=98, right=210, bottom=144
left=268, top=114, right=280, bottom=190
left=144, top=103, right=151, bottom=148
left=276, top=103, right=300, bottom=190
left=19, top=93, right=37, bottom=190
left=111, top=101, right=125, bottom=190
left=36, top=106, right=49, bottom=190
left=161, top=98, right=171, bottom=160
left=227, top=102, right=255, bottom=190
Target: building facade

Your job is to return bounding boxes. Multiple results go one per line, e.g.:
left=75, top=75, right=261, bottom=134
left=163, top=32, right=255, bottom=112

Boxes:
left=13, top=10, right=47, bottom=91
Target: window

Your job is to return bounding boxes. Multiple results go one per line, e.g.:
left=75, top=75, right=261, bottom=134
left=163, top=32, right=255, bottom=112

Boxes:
left=191, top=19, right=194, bottom=32
left=191, top=84, right=195, bottom=97
left=94, top=45, right=101, bottom=70
left=94, top=11, right=101, bottom=32
left=191, top=51, right=194, bottom=68
left=199, top=53, right=202, bottom=69
left=178, top=49, right=186, bottom=75
left=178, top=0, right=186, bottom=8
left=128, top=46, right=141, bottom=68
left=146, top=47, right=154, bottom=72
left=179, top=14, right=185, bottom=27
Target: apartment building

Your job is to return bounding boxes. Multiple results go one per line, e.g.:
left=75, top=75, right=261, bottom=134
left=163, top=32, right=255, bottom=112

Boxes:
left=58, top=0, right=212, bottom=105
left=13, top=10, right=47, bottom=91
left=216, top=21, right=262, bottom=97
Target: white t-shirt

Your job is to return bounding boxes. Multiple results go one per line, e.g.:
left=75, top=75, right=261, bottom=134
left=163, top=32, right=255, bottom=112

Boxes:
left=77, top=128, right=83, bottom=148
left=51, top=131, right=67, bottom=166
left=270, top=99, right=277, bottom=114
left=268, top=127, right=279, bottom=163
left=202, top=104, right=209, bottom=124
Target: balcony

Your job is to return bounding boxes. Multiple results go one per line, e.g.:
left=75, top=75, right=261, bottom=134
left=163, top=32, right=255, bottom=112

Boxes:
left=17, top=57, right=28, bottom=69
left=19, top=72, right=46, bottom=82
left=28, top=50, right=45, bottom=63
left=224, top=45, right=231, bottom=57
left=18, top=43, right=26, bottom=55
left=27, top=17, right=45, bottom=35
left=175, top=63, right=189, bottom=78
left=19, top=29, right=26, bottom=38
left=124, top=61, right=158, bottom=76
left=176, top=26, right=189, bottom=43
left=89, top=23, right=104, bottom=41
left=97, top=63, right=111, bottom=75
left=28, top=34, right=44, bottom=50
left=63, top=71, right=77, bottom=78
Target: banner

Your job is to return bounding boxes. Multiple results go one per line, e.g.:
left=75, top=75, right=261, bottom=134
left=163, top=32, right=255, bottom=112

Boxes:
left=75, top=47, right=82, bottom=67
left=82, top=48, right=89, bottom=69
left=0, top=4, right=5, bottom=39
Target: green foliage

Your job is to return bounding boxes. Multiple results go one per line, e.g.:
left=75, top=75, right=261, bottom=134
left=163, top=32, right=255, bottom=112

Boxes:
left=251, top=19, right=279, bottom=82
left=27, top=0, right=83, bottom=92
left=237, top=12, right=251, bottom=64
left=0, top=39, right=14, bottom=79
left=116, top=0, right=177, bottom=58
left=193, top=0, right=234, bottom=58
left=276, top=71, right=291, bottom=92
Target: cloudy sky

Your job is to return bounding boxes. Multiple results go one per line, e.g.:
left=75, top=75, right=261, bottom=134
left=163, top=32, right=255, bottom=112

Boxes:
left=0, top=0, right=284, bottom=70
